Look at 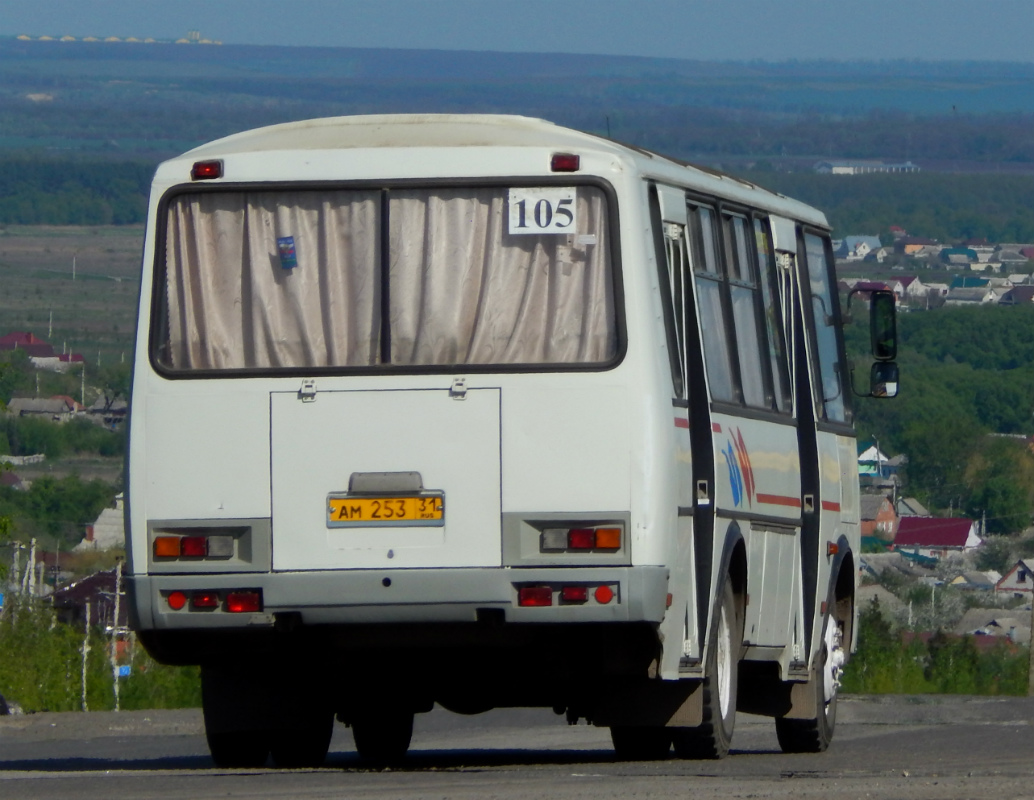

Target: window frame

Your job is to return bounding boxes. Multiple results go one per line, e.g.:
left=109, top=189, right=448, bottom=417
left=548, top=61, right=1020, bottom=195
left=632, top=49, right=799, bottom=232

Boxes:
left=148, top=176, right=627, bottom=380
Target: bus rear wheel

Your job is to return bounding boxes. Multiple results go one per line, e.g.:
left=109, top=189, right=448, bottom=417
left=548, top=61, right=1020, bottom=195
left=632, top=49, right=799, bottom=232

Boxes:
left=351, top=708, right=414, bottom=767
left=610, top=725, right=671, bottom=760
left=775, top=612, right=844, bottom=753
left=269, top=707, right=334, bottom=768
left=672, top=580, right=740, bottom=759
left=207, top=730, right=269, bottom=768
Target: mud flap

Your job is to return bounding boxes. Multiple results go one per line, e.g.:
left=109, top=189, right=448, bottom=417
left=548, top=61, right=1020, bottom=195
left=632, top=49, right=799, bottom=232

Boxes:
left=591, top=679, right=704, bottom=728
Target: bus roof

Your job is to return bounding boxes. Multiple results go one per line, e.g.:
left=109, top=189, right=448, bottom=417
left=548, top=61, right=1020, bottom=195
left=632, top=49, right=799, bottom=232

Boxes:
left=174, top=114, right=827, bottom=228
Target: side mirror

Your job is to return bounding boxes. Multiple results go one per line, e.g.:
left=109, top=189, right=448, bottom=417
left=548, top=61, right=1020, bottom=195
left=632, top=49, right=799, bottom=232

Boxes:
left=870, top=361, right=899, bottom=398
left=870, top=290, right=897, bottom=361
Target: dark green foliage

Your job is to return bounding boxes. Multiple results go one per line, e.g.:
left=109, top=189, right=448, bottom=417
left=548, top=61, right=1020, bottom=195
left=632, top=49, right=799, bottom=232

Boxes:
left=840, top=599, right=1029, bottom=696
left=849, top=305, right=1034, bottom=528
left=742, top=173, right=1034, bottom=244
left=0, top=474, right=116, bottom=546
left=0, top=158, right=152, bottom=225
left=0, top=416, right=124, bottom=459
left=0, top=598, right=201, bottom=712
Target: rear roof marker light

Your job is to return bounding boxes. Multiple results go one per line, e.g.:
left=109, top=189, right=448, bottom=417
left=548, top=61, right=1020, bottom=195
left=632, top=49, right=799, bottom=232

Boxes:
left=550, top=153, right=580, bottom=172
left=191, top=160, right=223, bottom=180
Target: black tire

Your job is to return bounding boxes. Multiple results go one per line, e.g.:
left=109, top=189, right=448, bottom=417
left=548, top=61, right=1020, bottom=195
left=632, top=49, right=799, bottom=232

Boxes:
left=672, top=580, right=740, bottom=759
left=351, top=709, right=414, bottom=767
left=206, top=730, right=270, bottom=768
left=270, top=709, right=334, bottom=768
left=0, top=694, right=9, bottom=716
left=609, top=725, right=672, bottom=761
left=775, top=613, right=842, bottom=753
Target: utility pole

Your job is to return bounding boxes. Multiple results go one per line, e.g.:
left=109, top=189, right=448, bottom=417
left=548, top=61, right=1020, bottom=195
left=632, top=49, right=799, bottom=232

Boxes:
left=81, top=602, right=91, bottom=712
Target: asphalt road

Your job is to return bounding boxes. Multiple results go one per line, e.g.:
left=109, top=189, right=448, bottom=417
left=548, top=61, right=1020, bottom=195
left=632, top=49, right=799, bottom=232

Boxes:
left=0, top=695, right=1032, bottom=800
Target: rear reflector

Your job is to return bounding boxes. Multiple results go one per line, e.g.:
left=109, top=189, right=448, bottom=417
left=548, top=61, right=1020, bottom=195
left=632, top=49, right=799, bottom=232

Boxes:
left=207, top=535, right=235, bottom=558
left=226, top=591, right=262, bottom=613
left=153, top=536, right=181, bottom=558
left=594, top=585, right=615, bottom=604
left=167, top=590, right=187, bottom=611
left=191, top=591, right=220, bottom=609
left=561, top=586, right=588, bottom=603
left=518, top=586, right=553, bottom=607
left=191, top=160, right=223, bottom=180
left=180, top=536, right=208, bottom=558
left=550, top=153, right=580, bottom=172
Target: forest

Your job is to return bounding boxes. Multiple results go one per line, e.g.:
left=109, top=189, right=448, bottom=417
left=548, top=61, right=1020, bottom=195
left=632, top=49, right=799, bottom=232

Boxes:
left=848, top=304, right=1034, bottom=536
left=2, top=156, right=1034, bottom=245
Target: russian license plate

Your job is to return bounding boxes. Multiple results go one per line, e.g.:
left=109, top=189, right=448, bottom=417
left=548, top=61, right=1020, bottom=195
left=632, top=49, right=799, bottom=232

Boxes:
left=327, top=493, right=444, bottom=528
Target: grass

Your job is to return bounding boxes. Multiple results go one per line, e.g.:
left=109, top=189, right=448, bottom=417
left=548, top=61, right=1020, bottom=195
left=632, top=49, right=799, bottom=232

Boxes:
left=0, top=225, right=142, bottom=366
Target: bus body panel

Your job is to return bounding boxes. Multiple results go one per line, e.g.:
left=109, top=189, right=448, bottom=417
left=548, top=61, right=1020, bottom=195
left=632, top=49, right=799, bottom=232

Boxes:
left=124, top=115, right=865, bottom=748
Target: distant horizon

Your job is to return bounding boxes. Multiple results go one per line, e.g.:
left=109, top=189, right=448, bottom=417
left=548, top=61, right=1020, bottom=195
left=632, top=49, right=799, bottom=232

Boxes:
left=3, top=0, right=1034, bottom=64
left=6, top=35, right=1034, bottom=70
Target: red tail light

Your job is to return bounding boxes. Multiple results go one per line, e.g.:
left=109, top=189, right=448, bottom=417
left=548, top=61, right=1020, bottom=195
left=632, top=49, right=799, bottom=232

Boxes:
left=226, top=591, right=262, bottom=613
left=594, top=585, right=615, bottom=604
left=191, top=160, right=223, bottom=180
left=191, top=591, right=220, bottom=609
left=568, top=528, right=595, bottom=549
left=550, top=153, right=580, bottom=172
left=561, top=586, right=588, bottom=603
left=518, top=586, right=553, bottom=607
left=180, top=536, right=208, bottom=557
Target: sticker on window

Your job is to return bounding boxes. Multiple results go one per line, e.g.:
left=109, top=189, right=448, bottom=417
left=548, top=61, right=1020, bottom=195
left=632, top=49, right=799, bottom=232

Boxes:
left=508, top=188, right=577, bottom=235
left=277, top=236, right=298, bottom=270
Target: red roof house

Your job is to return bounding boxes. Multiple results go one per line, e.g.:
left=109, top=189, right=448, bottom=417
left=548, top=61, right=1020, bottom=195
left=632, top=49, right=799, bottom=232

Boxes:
left=0, top=332, right=55, bottom=358
left=892, top=517, right=982, bottom=559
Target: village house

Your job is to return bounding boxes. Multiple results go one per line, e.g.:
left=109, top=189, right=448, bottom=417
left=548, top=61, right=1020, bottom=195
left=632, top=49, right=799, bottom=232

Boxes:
left=860, top=494, right=897, bottom=539
left=995, top=558, right=1034, bottom=597
left=5, top=395, right=83, bottom=422
left=75, top=494, right=125, bottom=552
left=953, top=606, right=1031, bottom=645
left=999, top=285, right=1034, bottom=306
left=891, top=516, right=982, bottom=561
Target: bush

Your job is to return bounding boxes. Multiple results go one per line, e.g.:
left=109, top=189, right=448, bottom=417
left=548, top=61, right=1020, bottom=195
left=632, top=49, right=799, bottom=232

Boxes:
left=0, top=598, right=200, bottom=712
left=841, top=598, right=1030, bottom=696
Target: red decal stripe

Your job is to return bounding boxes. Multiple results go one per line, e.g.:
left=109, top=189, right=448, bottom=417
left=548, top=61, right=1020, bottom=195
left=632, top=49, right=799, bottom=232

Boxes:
left=711, top=422, right=722, bottom=433
left=756, top=493, right=802, bottom=508
left=674, top=417, right=689, bottom=429
left=822, top=500, right=842, bottom=512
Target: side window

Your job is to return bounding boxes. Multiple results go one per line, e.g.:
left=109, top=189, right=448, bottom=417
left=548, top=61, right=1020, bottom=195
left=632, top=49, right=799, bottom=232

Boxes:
left=802, top=232, right=848, bottom=423
left=689, top=205, right=736, bottom=402
left=664, top=223, right=689, bottom=399
left=722, top=213, right=766, bottom=408
left=754, top=219, right=791, bottom=412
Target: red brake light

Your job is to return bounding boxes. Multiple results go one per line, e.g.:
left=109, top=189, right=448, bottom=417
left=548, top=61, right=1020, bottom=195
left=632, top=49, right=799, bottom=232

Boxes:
left=518, top=586, right=553, bottom=607
left=568, top=529, right=595, bottom=549
left=226, top=591, right=262, bottom=613
left=550, top=153, right=580, bottom=172
left=191, top=591, right=220, bottom=609
left=180, top=536, right=208, bottom=557
left=561, top=586, right=588, bottom=603
left=191, top=160, right=223, bottom=180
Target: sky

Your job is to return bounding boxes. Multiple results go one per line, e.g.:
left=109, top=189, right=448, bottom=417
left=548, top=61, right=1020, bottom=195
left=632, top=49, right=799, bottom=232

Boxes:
left=2, top=0, right=1033, bottom=62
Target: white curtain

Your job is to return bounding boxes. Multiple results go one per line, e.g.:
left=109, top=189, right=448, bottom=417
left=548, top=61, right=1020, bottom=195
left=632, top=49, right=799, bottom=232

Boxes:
left=163, top=186, right=615, bottom=370
left=165, top=190, right=380, bottom=369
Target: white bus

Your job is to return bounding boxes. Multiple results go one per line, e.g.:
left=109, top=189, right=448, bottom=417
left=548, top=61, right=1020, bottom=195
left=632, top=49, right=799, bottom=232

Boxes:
left=126, top=114, right=897, bottom=767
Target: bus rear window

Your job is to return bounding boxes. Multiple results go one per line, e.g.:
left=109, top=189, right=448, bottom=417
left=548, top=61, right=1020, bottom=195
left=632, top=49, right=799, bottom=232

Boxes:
left=155, top=185, right=616, bottom=372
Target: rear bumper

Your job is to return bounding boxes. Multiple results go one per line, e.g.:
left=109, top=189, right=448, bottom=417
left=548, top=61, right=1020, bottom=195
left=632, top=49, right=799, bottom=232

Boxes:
left=128, top=565, right=670, bottom=631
